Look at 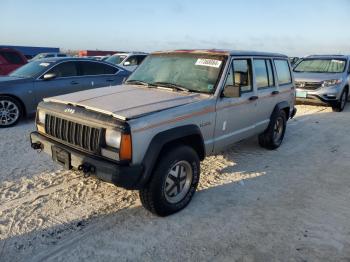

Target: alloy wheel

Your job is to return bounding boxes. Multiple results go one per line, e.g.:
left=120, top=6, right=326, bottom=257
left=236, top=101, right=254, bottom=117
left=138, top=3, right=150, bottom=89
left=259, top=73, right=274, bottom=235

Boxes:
left=0, top=100, right=20, bottom=126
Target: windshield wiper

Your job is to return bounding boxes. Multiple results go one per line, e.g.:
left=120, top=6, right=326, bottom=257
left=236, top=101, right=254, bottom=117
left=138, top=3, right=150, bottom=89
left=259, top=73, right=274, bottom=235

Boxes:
left=125, top=79, right=156, bottom=87
left=152, top=82, right=190, bottom=92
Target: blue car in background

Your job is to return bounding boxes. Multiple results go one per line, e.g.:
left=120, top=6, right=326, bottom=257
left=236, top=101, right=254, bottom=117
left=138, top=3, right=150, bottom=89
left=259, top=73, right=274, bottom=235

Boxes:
left=0, top=58, right=131, bottom=127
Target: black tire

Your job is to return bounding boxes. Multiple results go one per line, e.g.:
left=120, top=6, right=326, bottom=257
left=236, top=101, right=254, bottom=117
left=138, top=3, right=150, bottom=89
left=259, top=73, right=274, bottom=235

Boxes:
left=332, top=88, right=348, bottom=112
left=0, top=96, right=23, bottom=128
left=139, top=145, right=200, bottom=216
left=258, top=110, right=287, bottom=150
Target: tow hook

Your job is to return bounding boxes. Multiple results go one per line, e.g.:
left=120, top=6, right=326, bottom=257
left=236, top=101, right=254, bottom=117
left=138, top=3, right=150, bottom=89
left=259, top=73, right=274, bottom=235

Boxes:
left=78, top=163, right=96, bottom=178
left=31, top=142, right=43, bottom=152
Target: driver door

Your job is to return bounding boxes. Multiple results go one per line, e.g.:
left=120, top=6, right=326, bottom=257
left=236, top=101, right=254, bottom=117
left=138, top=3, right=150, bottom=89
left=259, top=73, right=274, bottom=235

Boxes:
left=213, top=58, right=258, bottom=153
left=34, top=61, right=84, bottom=105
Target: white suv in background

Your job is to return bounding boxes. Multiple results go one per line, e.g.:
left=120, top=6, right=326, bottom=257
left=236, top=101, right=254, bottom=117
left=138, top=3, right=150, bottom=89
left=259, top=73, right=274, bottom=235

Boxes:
left=105, top=52, right=148, bottom=71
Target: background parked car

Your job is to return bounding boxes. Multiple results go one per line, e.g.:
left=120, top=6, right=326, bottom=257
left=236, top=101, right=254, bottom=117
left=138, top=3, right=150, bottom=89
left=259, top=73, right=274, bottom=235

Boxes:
left=0, top=48, right=27, bottom=75
left=0, top=58, right=131, bottom=127
left=294, top=55, right=350, bottom=112
left=30, top=53, right=68, bottom=61
left=105, top=52, right=148, bottom=71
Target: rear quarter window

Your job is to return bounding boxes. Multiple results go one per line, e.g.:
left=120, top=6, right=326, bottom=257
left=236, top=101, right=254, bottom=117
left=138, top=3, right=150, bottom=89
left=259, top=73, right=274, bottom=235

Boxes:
left=80, top=61, right=119, bottom=75
left=274, top=59, right=292, bottom=85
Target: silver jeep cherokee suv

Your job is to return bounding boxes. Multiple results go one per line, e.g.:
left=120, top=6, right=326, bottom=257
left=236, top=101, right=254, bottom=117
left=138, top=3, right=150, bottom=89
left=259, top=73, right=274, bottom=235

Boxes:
left=294, top=55, right=350, bottom=112
left=30, top=50, right=296, bottom=216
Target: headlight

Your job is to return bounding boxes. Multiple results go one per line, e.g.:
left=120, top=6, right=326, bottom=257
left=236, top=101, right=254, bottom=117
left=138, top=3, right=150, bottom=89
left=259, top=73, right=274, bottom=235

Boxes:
left=322, top=79, right=342, bottom=88
left=105, top=129, right=121, bottom=148
left=37, top=110, right=46, bottom=124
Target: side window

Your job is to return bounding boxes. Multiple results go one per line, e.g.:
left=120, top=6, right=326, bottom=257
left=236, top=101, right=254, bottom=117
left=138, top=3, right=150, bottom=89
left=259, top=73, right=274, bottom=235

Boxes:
left=274, top=59, right=292, bottom=85
left=45, top=54, right=55, bottom=58
left=253, top=59, right=275, bottom=89
left=0, top=52, right=23, bottom=64
left=57, top=54, right=67, bottom=57
left=223, top=59, right=252, bottom=98
left=47, top=62, right=78, bottom=78
left=80, top=61, right=118, bottom=75
left=124, top=56, right=138, bottom=66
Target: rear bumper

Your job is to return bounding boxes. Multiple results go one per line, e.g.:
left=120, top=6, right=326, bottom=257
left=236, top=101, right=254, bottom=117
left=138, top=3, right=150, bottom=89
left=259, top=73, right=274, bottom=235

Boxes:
left=290, top=107, right=297, bottom=119
left=30, top=132, right=143, bottom=189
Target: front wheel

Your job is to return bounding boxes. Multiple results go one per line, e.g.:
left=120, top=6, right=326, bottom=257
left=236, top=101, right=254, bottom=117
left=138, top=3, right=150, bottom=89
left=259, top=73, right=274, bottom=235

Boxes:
left=258, top=110, right=287, bottom=150
left=0, top=96, right=22, bottom=128
left=332, top=89, right=348, bottom=112
left=139, top=145, right=200, bottom=216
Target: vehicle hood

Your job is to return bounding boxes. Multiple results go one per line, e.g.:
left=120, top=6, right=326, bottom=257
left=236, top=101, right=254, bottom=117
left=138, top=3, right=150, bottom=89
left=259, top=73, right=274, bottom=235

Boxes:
left=44, top=84, right=207, bottom=120
left=0, top=76, right=31, bottom=86
left=293, top=72, right=343, bottom=82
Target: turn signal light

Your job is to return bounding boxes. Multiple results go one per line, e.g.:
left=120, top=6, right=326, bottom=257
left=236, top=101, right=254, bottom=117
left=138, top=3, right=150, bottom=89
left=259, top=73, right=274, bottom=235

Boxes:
left=119, top=133, right=132, bottom=161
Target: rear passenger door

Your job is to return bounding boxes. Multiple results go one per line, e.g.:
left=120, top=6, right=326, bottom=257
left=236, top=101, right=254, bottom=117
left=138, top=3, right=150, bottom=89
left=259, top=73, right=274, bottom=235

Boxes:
left=78, top=61, right=123, bottom=89
left=253, top=58, right=278, bottom=133
left=273, top=59, right=294, bottom=114
left=214, top=58, right=259, bottom=152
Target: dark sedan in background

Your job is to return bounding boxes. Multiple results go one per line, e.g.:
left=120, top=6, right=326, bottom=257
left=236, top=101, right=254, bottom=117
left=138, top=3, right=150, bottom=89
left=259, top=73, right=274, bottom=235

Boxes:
left=0, top=58, right=131, bottom=127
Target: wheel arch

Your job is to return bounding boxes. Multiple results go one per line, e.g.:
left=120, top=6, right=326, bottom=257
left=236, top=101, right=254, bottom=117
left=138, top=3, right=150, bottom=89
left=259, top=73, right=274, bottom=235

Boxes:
left=138, top=125, right=205, bottom=188
left=273, top=101, right=290, bottom=120
left=0, top=93, right=27, bottom=116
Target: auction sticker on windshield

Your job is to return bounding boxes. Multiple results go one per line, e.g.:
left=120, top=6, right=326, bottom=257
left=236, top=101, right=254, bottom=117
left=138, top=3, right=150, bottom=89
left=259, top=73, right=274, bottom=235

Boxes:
left=195, top=58, right=222, bottom=68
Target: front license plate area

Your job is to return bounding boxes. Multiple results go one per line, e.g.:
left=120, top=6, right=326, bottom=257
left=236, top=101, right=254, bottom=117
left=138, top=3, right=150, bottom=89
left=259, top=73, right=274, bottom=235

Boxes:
left=52, top=146, right=71, bottom=170
left=296, top=91, right=308, bottom=98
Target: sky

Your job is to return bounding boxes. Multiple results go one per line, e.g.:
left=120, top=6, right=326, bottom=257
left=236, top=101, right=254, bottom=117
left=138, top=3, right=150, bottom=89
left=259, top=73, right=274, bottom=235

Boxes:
left=1, top=0, right=350, bottom=56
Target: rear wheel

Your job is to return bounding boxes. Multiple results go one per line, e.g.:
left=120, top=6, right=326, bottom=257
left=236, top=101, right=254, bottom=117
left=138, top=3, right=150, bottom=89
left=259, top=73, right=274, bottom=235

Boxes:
left=139, top=145, right=200, bottom=216
left=258, top=110, right=287, bottom=150
left=332, top=88, right=348, bottom=112
left=0, top=96, right=22, bottom=128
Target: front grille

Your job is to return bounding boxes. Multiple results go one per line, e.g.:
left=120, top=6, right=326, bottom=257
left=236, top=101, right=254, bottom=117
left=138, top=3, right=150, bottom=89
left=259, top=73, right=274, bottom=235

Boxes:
left=45, top=114, right=103, bottom=153
left=296, top=81, right=322, bottom=90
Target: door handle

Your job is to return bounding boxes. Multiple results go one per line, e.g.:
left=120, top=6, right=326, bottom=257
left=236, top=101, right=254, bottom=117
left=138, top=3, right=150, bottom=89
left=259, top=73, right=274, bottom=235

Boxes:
left=106, top=79, right=114, bottom=82
left=271, top=90, right=279, bottom=95
left=249, top=96, right=259, bottom=101
left=71, top=81, right=79, bottom=85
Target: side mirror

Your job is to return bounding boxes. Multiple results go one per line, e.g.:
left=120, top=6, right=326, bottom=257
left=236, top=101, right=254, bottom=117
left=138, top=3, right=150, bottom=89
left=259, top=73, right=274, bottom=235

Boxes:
left=43, top=73, right=57, bottom=80
left=222, top=85, right=240, bottom=98
left=123, top=61, right=130, bottom=66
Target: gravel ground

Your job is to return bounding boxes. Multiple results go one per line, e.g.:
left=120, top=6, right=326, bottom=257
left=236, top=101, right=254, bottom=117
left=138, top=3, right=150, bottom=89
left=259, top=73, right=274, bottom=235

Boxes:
left=0, top=105, right=350, bottom=262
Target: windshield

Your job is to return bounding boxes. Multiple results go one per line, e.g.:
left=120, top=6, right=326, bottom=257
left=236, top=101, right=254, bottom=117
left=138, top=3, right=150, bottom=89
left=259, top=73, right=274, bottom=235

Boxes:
left=106, top=54, right=127, bottom=65
left=294, top=58, right=346, bottom=73
left=126, top=53, right=226, bottom=94
left=9, top=61, right=53, bottom=78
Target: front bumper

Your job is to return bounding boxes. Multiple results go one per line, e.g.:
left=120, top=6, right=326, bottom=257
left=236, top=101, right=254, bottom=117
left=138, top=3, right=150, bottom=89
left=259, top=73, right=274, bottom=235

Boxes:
left=30, top=132, right=143, bottom=189
left=295, top=88, right=340, bottom=106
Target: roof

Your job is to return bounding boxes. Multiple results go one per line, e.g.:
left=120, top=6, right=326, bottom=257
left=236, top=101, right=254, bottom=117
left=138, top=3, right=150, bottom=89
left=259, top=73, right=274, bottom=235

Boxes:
left=152, top=49, right=287, bottom=58
left=306, top=54, right=350, bottom=59
left=112, top=52, right=148, bottom=56
left=34, top=57, right=122, bottom=65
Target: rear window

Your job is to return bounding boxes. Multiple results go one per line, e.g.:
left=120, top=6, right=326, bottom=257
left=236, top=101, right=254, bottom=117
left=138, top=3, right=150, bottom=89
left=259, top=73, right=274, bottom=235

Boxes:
left=0, top=51, right=24, bottom=64
left=274, top=59, right=292, bottom=85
